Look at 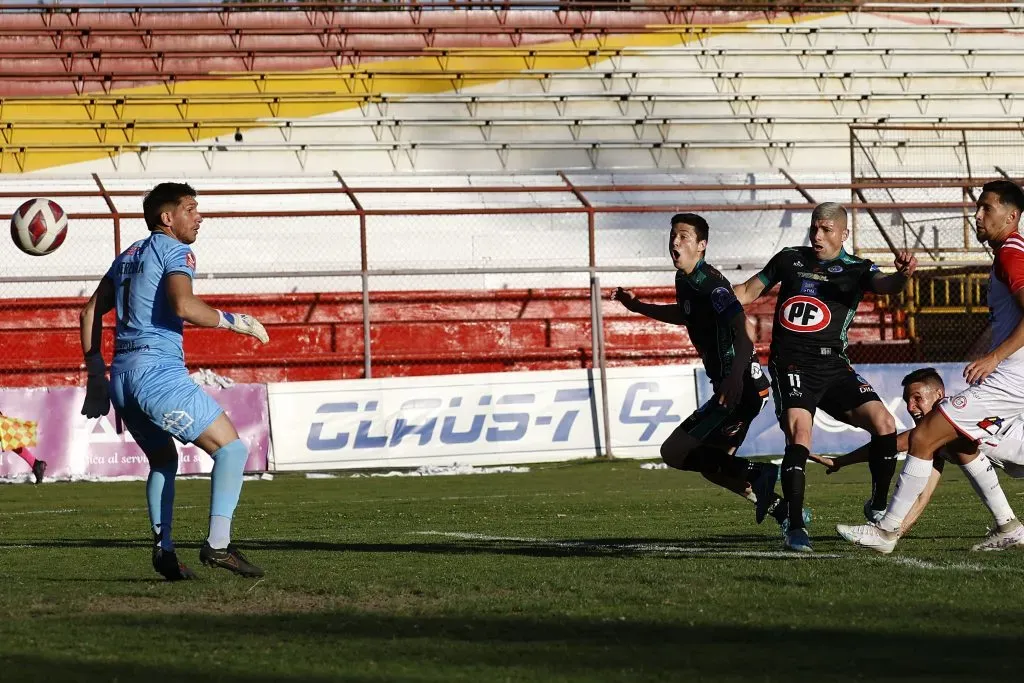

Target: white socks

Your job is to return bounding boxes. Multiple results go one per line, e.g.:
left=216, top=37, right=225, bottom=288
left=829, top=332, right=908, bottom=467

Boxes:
left=208, top=515, right=232, bottom=550
left=961, top=455, right=1017, bottom=527
left=878, top=456, right=934, bottom=533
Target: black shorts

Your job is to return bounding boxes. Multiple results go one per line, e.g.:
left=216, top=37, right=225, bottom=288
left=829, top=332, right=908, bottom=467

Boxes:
left=767, top=353, right=881, bottom=422
left=677, top=368, right=771, bottom=452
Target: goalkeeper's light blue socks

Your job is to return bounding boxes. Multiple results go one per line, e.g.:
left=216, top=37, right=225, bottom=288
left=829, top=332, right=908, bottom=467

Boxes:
left=207, top=439, right=248, bottom=550
left=147, top=459, right=178, bottom=552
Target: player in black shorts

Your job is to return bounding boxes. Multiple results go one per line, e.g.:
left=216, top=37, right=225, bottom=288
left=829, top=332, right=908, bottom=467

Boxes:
left=614, top=213, right=794, bottom=530
left=733, top=202, right=916, bottom=553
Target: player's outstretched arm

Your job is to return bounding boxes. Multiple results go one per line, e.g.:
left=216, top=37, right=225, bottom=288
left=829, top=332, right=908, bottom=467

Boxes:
left=966, top=287, right=1024, bottom=384
left=966, top=239, right=1024, bottom=382
left=79, top=278, right=115, bottom=418
left=813, top=431, right=910, bottom=473
left=166, top=274, right=269, bottom=344
left=869, top=249, right=917, bottom=295
left=611, top=287, right=684, bottom=325
left=731, top=274, right=767, bottom=305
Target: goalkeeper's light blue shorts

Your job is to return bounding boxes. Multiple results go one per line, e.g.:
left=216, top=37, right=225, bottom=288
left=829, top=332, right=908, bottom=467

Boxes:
left=109, top=364, right=223, bottom=449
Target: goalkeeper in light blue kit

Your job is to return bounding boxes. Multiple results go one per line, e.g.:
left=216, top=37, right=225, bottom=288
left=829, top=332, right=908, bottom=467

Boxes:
left=79, top=182, right=270, bottom=581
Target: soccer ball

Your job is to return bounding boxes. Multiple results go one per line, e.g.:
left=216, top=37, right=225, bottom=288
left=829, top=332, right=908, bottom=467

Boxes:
left=10, top=198, right=69, bottom=256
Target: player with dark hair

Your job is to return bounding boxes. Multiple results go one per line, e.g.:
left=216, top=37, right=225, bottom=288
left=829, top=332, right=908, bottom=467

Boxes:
left=818, top=368, right=1022, bottom=548
left=732, top=202, right=917, bottom=552
left=839, top=180, right=1024, bottom=553
left=80, top=182, right=270, bottom=580
left=614, top=213, right=802, bottom=532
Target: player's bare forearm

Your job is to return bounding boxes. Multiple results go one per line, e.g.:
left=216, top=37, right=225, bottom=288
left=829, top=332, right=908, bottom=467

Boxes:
left=166, top=273, right=221, bottom=327
left=989, top=312, right=1024, bottom=364
left=173, top=292, right=222, bottom=328
left=815, top=431, right=908, bottom=472
left=79, top=278, right=114, bottom=358
left=631, top=301, right=685, bottom=325
left=830, top=443, right=872, bottom=470
left=732, top=275, right=766, bottom=305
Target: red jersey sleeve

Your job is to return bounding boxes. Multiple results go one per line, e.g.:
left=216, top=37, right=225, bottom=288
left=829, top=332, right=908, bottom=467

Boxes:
left=996, top=235, right=1024, bottom=294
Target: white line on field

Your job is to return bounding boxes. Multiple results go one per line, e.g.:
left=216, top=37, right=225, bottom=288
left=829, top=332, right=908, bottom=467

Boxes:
left=411, top=530, right=843, bottom=560
left=1, top=490, right=601, bottom=518
left=6, top=508, right=79, bottom=516
left=889, top=556, right=984, bottom=572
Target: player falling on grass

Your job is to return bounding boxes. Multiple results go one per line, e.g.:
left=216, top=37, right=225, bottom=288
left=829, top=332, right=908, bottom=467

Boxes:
left=613, top=213, right=799, bottom=532
left=732, top=202, right=917, bottom=553
left=821, top=368, right=1023, bottom=550
left=839, top=180, right=1024, bottom=554
left=79, top=182, right=270, bottom=581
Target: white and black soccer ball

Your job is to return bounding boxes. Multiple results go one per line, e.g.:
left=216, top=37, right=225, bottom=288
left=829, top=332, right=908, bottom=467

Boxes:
left=10, top=198, right=69, bottom=256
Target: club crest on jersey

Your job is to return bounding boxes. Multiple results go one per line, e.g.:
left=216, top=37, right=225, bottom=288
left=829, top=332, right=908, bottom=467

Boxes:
left=750, top=362, right=763, bottom=380
left=978, top=416, right=1004, bottom=435
left=828, top=264, right=843, bottom=273
left=710, top=286, right=734, bottom=313
left=951, top=395, right=968, bottom=409
left=779, top=295, right=831, bottom=333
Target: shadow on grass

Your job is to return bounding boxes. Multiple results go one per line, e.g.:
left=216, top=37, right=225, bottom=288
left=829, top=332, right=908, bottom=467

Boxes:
left=5, top=533, right=838, bottom=561
left=4, top=611, right=1021, bottom=683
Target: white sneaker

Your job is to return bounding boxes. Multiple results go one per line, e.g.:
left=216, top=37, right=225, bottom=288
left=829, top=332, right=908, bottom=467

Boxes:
left=836, top=523, right=898, bottom=554
left=971, top=523, right=1024, bottom=552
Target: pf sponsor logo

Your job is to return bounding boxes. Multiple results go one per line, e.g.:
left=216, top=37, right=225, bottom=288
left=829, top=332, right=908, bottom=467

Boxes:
left=779, top=296, right=831, bottom=333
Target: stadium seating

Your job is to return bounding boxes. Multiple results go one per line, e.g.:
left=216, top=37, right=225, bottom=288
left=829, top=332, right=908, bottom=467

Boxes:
left=0, top=4, right=995, bottom=387
left=3, top=4, right=1024, bottom=172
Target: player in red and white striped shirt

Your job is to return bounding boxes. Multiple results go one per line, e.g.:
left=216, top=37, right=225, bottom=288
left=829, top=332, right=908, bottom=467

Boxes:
left=839, top=180, right=1024, bottom=553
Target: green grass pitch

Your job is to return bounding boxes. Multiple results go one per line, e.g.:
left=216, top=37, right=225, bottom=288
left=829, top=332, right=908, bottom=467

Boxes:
left=2, top=460, right=1023, bottom=682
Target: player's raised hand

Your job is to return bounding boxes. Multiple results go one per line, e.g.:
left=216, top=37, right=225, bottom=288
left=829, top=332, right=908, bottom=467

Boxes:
left=965, top=353, right=999, bottom=385
left=894, top=250, right=917, bottom=277
left=81, top=353, right=110, bottom=419
left=611, top=287, right=640, bottom=312
left=217, top=311, right=270, bottom=344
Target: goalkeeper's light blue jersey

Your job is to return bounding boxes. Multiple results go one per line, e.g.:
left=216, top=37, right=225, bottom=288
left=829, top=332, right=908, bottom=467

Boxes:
left=104, top=232, right=196, bottom=376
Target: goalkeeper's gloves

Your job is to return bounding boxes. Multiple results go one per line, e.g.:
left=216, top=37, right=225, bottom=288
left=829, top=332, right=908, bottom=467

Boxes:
left=81, top=352, right=111, bottom=419
left=216, top=310, right=269, bottom=344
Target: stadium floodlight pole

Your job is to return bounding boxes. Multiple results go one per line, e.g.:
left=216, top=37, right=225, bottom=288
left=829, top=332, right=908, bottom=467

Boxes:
left=590, top=273, right=614, bottom=460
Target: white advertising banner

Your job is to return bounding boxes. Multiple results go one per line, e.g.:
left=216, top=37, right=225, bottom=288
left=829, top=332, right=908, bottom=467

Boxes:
left=267, top=365, right=698, bottom=471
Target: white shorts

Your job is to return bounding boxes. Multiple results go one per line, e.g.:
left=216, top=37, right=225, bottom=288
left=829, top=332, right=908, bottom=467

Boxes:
left=976, top=418, right=1024, bottom=478
left=936, top=365, right=1024, bottom=444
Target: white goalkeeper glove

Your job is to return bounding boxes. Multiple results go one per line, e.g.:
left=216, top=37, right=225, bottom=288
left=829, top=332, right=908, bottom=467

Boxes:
left=216, top=310, right=269, bottom=344
left=81, top=352, right=111, bottom=419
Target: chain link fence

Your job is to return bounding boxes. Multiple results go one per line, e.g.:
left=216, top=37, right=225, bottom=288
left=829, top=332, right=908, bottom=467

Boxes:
left=0, top=170, right=1005, bottom=387
left=848, top=124, right=1022, bottom=363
